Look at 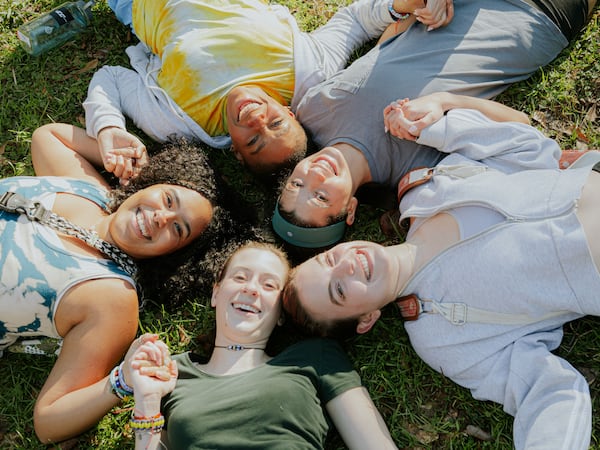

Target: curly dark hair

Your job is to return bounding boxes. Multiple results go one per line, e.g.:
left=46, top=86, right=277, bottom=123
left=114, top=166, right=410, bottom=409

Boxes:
left=107, top=137, right=266, bottom=307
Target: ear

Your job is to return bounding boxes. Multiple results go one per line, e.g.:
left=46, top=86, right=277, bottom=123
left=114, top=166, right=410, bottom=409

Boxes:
left=345, top=197, right=359, bottom=225
left=286, top=107, right=295, bottom=118
left=277, top=313, right=286, bottom=327
left=210, top=283, right=220, bottom=308
left=355, top=310, right=381, bottom=334
left=231, top=147, right=244, bottom=163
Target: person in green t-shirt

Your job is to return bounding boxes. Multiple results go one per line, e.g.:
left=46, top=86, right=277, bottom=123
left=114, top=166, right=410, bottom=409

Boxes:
left=118, top=241, right=397, bottom=449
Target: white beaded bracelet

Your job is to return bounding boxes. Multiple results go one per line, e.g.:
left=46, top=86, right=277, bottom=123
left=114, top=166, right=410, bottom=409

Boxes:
left=388, top=0, right=411, bottom=20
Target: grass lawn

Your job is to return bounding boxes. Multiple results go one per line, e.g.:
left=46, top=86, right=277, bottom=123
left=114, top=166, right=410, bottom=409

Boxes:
left=0, top=0, right=599, bottom=448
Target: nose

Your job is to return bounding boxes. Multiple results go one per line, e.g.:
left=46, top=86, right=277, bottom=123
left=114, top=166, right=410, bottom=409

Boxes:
left=242, top=278, right=260, bottom=297
left=247, top=110, right=267, bottom=129
left=333, top=254, right=355, bottom=277
left=154, top=209, right=177, bottom=228
left=306, top=167, right=327, bottom=184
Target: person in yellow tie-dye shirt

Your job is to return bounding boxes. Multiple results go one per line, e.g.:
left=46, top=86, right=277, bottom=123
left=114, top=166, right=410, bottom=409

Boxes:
left=84, top=0, right=438, bottom=182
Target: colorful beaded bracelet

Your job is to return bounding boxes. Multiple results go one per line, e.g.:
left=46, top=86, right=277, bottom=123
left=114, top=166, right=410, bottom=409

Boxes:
left=117, top=362, right=134, bottom=393
left=109, top=363, right=133, bottom=399
left=388, top=0, right=411, bottom=20
left=130, top=412, right=165, bottom=434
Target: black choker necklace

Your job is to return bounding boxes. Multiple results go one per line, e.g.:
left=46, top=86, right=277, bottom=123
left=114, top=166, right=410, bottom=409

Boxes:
left=214, top=344, right=265, bottom=351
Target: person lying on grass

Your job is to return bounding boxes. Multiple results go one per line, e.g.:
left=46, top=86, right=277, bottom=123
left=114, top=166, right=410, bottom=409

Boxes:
left=85, top=0, right=438, bottom=180
left=272, top=92, right=531, bottom=250
left=272, top=0, right=597, bottom=247
left=119, top=242, right=397, bottom=449
left=0, top=123, right=249, bottom=443
left=282, top=107, right=600, bottom=449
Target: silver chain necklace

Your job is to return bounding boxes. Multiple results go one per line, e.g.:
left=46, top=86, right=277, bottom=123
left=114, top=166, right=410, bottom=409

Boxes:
left=0, top=191, right=138, bottom=280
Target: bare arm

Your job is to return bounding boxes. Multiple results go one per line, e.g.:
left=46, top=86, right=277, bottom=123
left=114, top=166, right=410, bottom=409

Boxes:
left=31, top=123, right=146, bottom=187
left=127, top=338, right=178, bottom=450
left=33, top=279, right=139, bottom=443
left=384, top=92, right=530, bottom=140
left=326, top=387, right=397, bottom=450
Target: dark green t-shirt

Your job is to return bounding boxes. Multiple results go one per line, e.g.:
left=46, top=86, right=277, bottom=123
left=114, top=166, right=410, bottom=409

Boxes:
left=162, top=338, right=361, bottom=449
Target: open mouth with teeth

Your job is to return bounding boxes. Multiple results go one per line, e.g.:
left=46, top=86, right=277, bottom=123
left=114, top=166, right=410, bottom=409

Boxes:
left=136, top=208, right=151, bottom=240
left=238, top=101, right=261, bottom=122
left=357, top=252, right=371, bottom=280
left=312, top=156, right=338, bottom=175
left=232, top=302, right=261, bottom=314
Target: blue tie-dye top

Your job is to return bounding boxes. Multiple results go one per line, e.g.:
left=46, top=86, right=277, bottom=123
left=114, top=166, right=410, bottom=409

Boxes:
left=0, top=176, right=135, bottom=349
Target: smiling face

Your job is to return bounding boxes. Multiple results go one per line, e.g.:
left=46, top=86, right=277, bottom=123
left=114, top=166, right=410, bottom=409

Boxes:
left=211, top=246, right=290, bottom=345
left=289, top=241, right=398, bottom=326
left=226, top=86, right=306, bottom=173
left=278, top=146, right=357, bottom=227
left=108, top=184, right=212, bottom=259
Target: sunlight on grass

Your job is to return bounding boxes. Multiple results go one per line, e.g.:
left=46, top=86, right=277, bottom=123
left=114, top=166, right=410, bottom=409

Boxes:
left=0, top=0, right=598, bottom=448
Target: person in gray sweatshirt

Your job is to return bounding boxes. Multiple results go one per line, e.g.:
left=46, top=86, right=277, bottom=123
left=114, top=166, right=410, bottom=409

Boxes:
left=281, top=107, right=600, bottom=450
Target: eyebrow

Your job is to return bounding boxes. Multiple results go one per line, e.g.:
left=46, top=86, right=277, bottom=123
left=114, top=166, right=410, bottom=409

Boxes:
left=316, top=255, right=342, bottom=306
left=249, top=120, right=291, bottom=156
left=170, top=188, right=192, bottom=239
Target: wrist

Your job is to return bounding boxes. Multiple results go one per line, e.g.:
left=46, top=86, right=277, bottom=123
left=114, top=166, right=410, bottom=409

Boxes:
left=388, top=0, right=411, bottom=21
left=133, top=392, right=163, bottom=417
left=109, top=364, right=133, bottom=400
left=439, top=92, right=456, bottom=112
left=98, top=125, right=122, bottom=135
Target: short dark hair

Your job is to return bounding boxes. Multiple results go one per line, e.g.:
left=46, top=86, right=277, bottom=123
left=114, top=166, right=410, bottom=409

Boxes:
left=243, top=122, right=308, bottom=177
left=282, top=268, right=359, bottom=340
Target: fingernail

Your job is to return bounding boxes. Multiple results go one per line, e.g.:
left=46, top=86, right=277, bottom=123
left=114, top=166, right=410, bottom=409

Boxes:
left=384, top=126, right=389, bottom=133
left=409, top=125, right=418, bottom=134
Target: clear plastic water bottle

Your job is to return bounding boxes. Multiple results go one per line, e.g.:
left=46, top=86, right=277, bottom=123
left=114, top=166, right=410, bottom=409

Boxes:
left=16, top=1, right=94, bottom=56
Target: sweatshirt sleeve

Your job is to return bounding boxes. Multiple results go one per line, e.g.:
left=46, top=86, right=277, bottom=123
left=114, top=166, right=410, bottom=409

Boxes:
left=83, top=45, right=231, bottom=149
left=291, top=0, right=395, bottom=109
left=416, top=109, right=561, bottom=173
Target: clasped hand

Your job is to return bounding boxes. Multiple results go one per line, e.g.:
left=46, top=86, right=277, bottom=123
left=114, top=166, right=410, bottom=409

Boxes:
left=413, top=0, right=454, bottom=31
left=383, top=93, right=447, bottom=140
left=97, top=127, right=149, bottom=186
left=121, top=334, right=178, bottom=399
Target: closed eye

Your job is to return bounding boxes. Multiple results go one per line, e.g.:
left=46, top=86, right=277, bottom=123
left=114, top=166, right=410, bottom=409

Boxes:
left=269, top=119, right=284, bottom=129
left=233, top=272, right=247, bottom=282
left=247, top=135, right=259, bottom=147
left=263, top=279, right=281, bottom=291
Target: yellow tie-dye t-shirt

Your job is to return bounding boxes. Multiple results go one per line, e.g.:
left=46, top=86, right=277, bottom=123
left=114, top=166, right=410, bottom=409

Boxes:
left=132, top=0, right=295, bottom=136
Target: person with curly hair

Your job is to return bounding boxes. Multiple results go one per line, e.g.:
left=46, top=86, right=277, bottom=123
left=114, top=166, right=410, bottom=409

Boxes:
left=0, top=122, right=237, bottom=444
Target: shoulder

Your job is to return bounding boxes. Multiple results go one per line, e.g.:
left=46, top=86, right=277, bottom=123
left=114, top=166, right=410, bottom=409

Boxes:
left=58, top=277, right=138, bottom=329
left=277, top=338, right=353, bottom=369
